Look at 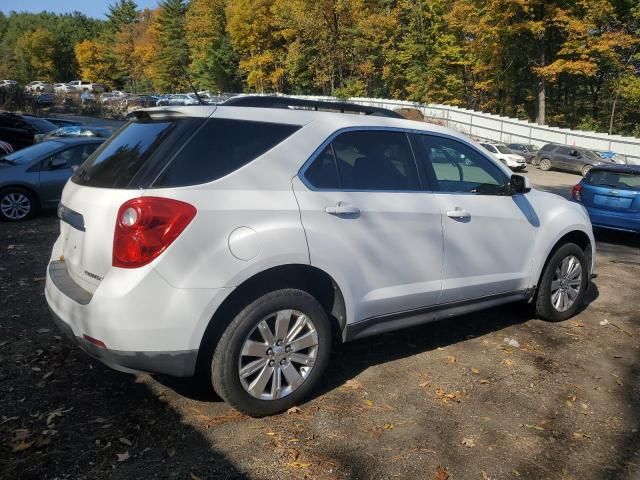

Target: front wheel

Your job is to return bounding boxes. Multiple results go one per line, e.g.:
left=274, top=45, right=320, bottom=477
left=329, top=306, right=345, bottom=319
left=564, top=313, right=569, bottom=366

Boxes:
left=211, top=289, right=332, bottom=417
left=535, top=243, right=589, bottom=322
left=0, top=187, right=36, bottom=221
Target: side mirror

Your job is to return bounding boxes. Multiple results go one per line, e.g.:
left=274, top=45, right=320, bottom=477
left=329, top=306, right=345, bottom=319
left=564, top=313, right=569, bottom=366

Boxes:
left=49, top=157, right=67, bottom=169
left=510, top=174, right=531, bottom=194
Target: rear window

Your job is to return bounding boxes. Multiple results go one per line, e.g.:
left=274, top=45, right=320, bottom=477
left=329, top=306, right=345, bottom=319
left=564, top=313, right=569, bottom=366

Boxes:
left=72, top=117, right=300, bottom=189
left=152, top=119, right=300, bottom=187
left=586, top=170, right=640, bottom=191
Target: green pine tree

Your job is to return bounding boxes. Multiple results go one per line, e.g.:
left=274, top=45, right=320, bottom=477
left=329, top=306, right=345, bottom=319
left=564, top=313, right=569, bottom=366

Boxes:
left=154, top=0, right=190, bottom=91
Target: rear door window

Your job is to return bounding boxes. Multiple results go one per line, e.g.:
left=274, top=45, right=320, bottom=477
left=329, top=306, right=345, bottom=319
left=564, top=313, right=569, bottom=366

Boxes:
left=153, top=119, right=300, bottom=187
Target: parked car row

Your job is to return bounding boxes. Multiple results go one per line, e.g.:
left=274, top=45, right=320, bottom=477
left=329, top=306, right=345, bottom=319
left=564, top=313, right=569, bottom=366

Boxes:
left=477, top=139, right=628, bottom=176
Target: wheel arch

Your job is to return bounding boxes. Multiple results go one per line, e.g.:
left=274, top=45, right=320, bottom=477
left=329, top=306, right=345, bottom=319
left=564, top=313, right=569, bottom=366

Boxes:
left=535, top=228, right=593, bottom=293
left=194, top=263, right=348, bottom=377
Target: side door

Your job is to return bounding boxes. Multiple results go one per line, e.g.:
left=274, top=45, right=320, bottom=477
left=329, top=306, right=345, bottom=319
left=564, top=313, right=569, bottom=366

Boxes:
left=411, top=133, right=538, bottom=303
left=553, top=146, right=573, bottom=171
left=292, top=129, right=443, bottom=324
left=38, top=143, right=100, bottom=207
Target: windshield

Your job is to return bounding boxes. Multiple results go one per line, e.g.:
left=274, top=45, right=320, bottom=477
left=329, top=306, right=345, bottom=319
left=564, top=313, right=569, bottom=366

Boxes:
left=0, top=141, right=62, bottom=165
left=24, top=116, right=57, bottom=133
left=496, top=145, right=514, bottom=154
left=587, top=170, right=640, bottom=191
left=581, top=149, right=601, bottom=161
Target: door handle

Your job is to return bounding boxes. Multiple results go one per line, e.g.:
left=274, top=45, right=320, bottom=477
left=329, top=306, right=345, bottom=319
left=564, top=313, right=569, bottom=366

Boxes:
left=325, top=203, right=360, bottom=215
left=446, top=208, right=471, bottom=220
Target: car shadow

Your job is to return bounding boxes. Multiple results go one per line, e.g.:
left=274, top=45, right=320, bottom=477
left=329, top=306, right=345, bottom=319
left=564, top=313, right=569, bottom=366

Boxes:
left=159, top=281, right=599, bottom=405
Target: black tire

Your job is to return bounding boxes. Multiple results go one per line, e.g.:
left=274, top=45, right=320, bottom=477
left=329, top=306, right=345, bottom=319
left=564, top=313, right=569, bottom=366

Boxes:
left=535, top=243, right=589, bottom=322
left=211, top=288, right=331, bottom=417
left=539, top=158, right=552, bottom=171
left=581, top=164, right=592, bottom=177
left=0, top=187, right=37, bottom=221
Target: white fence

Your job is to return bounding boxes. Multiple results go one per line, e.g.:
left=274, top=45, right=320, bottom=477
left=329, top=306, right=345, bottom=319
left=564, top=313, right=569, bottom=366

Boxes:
left=288, top=95, right=640, bottom=165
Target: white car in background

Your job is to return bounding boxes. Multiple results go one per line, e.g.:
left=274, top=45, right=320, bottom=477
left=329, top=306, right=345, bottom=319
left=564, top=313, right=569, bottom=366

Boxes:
left=0, top=80, right=18, bottom=88
left=46, top=98, right=595, bottom=417
left=67, top=80, right=104, bottom=92
left=25, top=81, right=53, bottom=93
left=53, top=83, right=74, bottom=93
left=480, top=142, right=527, bottom=171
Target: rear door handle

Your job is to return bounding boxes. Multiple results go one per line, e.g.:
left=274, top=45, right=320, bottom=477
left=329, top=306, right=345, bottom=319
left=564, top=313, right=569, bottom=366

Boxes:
left=446, top=208, right=470, bottom=220
left=325, top=203, right=360, bottom=215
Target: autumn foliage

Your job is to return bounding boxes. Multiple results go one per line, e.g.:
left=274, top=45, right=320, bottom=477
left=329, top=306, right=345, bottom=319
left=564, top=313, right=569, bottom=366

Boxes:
left=0, top=0, right=638, bottom=134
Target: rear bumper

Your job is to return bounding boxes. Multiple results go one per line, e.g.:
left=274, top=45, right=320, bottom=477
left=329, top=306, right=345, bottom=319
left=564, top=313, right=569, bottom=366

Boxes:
left=45, top=258, right=230, bottom=377
left=49, top=306, right=198, bottom=376
left=585, top=206, right=640, bottom=233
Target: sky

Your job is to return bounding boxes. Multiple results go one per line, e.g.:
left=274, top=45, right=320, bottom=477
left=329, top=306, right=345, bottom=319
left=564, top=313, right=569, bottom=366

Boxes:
left=1, top=1, right=160, bottom=19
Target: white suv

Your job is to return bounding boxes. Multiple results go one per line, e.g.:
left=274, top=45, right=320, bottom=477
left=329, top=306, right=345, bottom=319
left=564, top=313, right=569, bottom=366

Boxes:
left=480, top=142, right=527, bottom=171
left=45, top=99, right=595, bottom=416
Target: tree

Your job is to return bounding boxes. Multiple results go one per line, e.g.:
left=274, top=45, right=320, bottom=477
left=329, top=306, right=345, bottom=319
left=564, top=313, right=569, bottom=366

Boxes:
left=185, top=0, right=238, bottom=92
left=13, top=28, right=55, bottom=82
left=106, top=0, right=138, bottom=32
left=153, top=0, right=190, bottom=91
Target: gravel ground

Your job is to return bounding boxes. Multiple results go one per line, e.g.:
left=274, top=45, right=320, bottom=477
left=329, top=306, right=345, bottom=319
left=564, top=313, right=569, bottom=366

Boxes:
left=0, top=166, right=638, bottom=480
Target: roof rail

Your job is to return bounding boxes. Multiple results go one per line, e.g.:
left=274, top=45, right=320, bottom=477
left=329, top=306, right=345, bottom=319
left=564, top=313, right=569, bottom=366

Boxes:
left=221, top=95, right=404, bottom=119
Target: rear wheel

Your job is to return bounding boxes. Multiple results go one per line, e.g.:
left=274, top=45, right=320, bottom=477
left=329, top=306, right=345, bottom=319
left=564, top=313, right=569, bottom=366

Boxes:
left=581, top=164, right=593, bottom=177
left=535, top=243, right=588, bottom=322
left=539, top=158, right=552, bottom=171
left=211, top=288, right=331, bottom=417
left=0, top=187, right=36, bottom=221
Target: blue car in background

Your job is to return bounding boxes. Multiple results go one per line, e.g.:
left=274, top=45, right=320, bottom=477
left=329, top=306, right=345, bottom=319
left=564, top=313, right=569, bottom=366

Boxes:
left=572, top=164, right=640, bottom=233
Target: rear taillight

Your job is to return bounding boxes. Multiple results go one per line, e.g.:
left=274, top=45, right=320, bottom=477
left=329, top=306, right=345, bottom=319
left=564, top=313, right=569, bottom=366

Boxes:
left=113, top=197, right=196, bottom=268
left=572, top=184, right=583, bottom=202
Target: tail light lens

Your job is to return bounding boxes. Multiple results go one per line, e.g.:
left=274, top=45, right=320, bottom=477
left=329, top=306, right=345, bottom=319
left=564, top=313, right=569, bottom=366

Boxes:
left=572, top=184, right=583, bottom=202
left=113, top=197, right=196, bottom=268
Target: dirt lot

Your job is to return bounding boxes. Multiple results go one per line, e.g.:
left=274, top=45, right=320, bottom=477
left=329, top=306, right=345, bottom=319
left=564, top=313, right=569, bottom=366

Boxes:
left=1, top=166, right=638, bottom=480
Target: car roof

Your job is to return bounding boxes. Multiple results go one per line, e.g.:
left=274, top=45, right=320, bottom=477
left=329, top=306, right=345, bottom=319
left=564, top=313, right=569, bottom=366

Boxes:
left=137, top=104, right=468, bottom=137
left=590, top=163, right=640, bottom=174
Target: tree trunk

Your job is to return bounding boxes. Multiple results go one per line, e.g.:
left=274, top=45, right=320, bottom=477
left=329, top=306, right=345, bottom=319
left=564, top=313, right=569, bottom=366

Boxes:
left=536, top=36, right=546, bottom=125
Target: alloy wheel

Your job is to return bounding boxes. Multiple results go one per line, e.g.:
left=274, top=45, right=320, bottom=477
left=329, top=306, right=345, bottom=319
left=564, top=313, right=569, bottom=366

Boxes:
left=550, top=255, right=582, bottom=312
left=0, top=192, right=31, bottom=220
left=238, top=309, right=319, bottom=400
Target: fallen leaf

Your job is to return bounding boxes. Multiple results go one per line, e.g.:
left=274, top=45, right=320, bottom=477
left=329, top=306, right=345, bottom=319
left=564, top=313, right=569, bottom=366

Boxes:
left=37, top=328, right=50, bottom=334
left=573, top=432, right=590, bottom=440
left=446, top=355, right=457, bottom=363
left=524, top=424, right=545, bottom=431
left=116, top=452, right=130, bottom=462
left=383, top=423, right=395, bottom=430
left=471, top=368, right=480, bottom=375
left=480, top=379, right=490, bottom=384
left=167, top=448, right=176, bottom=457
left=42, top=372, right=53, bottom=380
left=344, top=379, right=363, bottom=390
left=266, top=432, right=278, bottom=436
left=419, top=381, right=429, bottom=388
left=363, top=399, right=374, bottom=407
left=460, top=437, right=476, bottom=448
left=12, top=440, right=35, bottom=452
left=119, top=437, right=132, bottom=446
left=502, top=359, right=514, bottom=367
left=287, top=406, right=301, bottom=415
left=191, top=473, right=202, bottom=480
left=435, top=465, right=450, bottom=480
left=287, top=461, right=311, bottom=469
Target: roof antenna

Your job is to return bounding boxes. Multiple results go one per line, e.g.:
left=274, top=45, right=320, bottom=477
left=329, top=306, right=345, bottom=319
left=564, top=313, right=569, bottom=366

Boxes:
left=178, top=63, right=204, bottom=105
